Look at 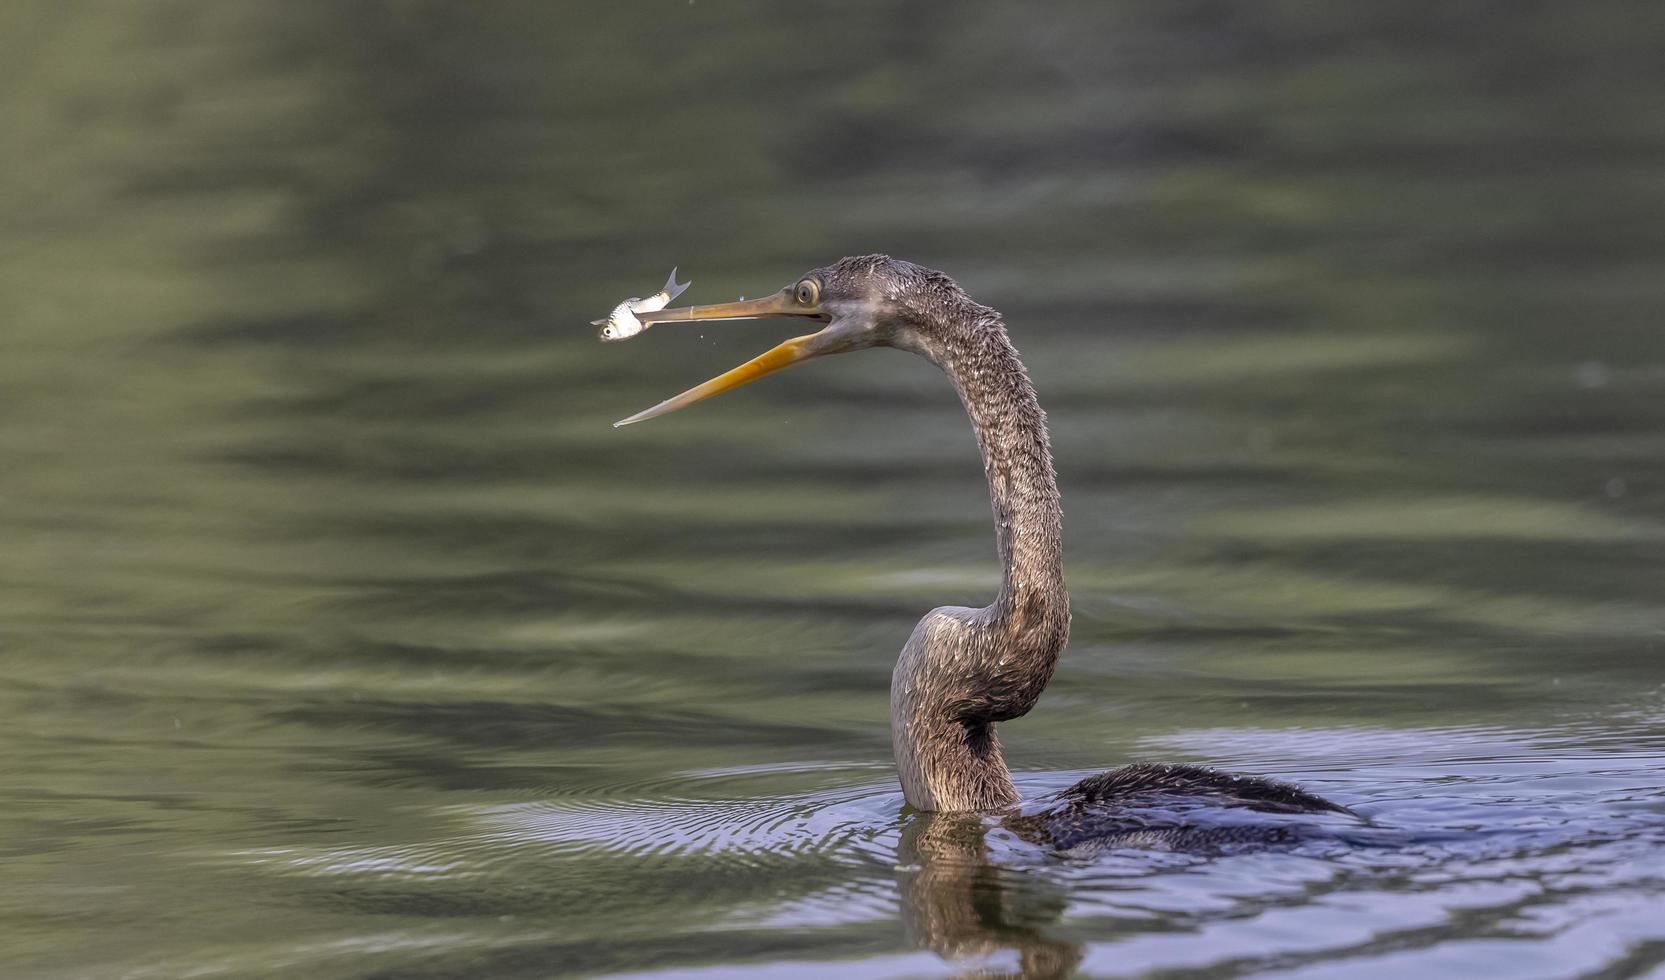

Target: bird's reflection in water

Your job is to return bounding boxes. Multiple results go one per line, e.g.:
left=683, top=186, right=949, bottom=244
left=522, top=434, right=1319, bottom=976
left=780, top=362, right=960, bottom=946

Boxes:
left=897, top=812, right=1083, bottom=980
left=894, top=783, right=1360, bottom=978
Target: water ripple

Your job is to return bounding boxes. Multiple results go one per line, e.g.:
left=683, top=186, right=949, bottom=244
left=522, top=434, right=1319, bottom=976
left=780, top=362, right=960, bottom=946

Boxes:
left=477, top=763, right=907, bottom=870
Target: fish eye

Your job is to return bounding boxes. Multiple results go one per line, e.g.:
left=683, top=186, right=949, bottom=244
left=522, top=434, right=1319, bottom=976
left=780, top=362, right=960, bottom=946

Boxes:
left=795, top=280, right=820, bottom=306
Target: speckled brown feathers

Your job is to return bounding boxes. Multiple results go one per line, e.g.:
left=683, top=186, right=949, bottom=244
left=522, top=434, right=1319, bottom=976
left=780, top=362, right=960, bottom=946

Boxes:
left=778, top=257, right=1345, bottom=828
left=824, top=258, right=1068, bottom=811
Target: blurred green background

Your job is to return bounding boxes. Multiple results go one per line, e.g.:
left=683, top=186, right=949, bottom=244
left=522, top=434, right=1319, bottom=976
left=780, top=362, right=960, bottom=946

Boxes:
left=3, top=2, right=1664, bottom=977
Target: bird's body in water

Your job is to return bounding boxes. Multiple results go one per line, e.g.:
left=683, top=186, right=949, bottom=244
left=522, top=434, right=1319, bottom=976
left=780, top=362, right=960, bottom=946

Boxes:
left=608, top=254, right=1351, bottom=848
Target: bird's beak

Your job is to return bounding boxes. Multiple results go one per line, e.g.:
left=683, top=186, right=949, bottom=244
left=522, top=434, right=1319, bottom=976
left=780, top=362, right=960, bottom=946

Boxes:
left=614, top=289, right=836, bottom=427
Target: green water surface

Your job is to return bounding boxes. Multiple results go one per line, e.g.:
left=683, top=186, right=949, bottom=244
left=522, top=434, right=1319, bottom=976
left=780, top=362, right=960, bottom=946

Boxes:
left=3, top=3, right=1664, bottom=977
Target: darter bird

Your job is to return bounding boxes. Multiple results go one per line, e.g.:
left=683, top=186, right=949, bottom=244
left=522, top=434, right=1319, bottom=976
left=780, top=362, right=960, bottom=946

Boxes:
left=611, top=255, right=1350, bottom=848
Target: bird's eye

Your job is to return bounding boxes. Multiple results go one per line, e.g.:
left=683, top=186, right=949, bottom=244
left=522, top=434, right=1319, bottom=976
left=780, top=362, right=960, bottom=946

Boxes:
left=795, top=280, right=820, bottom=306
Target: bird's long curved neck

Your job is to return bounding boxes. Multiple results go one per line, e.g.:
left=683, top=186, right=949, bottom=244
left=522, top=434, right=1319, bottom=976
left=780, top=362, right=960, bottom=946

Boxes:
left=935, top=324, right=1066, bottom=618
left=891, top=307, right=1070, bottom=812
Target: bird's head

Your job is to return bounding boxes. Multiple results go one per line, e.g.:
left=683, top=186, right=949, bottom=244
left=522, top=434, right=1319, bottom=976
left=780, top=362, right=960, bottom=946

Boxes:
left=614, top=254, right=966, bottom=426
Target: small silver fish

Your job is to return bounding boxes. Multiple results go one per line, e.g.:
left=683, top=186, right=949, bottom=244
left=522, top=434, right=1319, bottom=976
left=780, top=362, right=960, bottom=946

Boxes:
left=594, top=268, right=690, bottom=341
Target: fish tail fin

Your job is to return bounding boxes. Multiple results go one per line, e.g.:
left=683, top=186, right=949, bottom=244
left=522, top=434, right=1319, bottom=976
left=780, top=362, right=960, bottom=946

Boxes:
left=663, top=267, right=691, bottom=302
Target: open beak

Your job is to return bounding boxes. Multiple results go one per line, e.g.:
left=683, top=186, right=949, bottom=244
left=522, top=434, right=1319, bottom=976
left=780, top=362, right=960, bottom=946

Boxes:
left=614, top=289, right=835, bottom=427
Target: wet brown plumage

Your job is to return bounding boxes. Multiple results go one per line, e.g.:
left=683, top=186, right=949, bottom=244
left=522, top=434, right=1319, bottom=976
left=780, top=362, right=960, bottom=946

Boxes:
left=615, top=254, right=1350, bottom=849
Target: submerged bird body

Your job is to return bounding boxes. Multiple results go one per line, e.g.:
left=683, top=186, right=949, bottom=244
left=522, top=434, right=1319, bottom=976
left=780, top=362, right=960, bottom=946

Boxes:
left=605, top=254, right=1348, bottom=846
left=1019, top=761, right=1352, bottom=853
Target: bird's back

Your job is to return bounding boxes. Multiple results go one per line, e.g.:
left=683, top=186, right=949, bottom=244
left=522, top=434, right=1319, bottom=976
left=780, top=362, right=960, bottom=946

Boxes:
left=1012, top=762, right=1354, bottom=854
